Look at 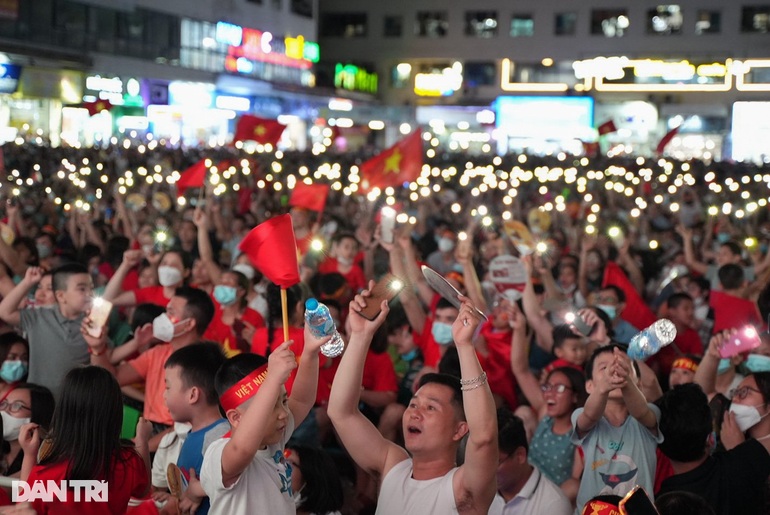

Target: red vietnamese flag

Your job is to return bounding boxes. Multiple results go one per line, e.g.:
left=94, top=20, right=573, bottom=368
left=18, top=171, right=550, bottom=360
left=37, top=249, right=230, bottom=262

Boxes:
left=238, top=214, right=300, bottom=288
left=602, top=261, right=657, bottom=331
left=176, top=159, right=209, bottom=197
left=582, top=141, right=599, bottom=157
left=233, top=115, right=286, bottom=145
left=597, top=120, right=617, bottom=135
left=656, top=126, right=680, bottom=155
left=359, top=131, right=423, bottom=192
left=289, top=182, right=330, bottom=213
left=83, top=99, right=113, bottom=117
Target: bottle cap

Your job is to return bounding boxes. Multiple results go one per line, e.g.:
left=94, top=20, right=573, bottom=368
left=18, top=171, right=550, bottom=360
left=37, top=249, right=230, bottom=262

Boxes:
left=305, top=298, right=319, bottom=310
left=652, top=319, right=677, bottom=345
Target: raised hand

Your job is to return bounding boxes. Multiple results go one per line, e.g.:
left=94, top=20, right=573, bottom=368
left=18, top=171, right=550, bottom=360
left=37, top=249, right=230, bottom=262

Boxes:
left=18, top=423, right=40, bottom=456
left=23, top=266, right=44, bottom=286
left=452, top=295, right=481, bottom=347
left=122, top=249, right=144, bottom=268
left=348, top=280, right=390, bottom=336
left=267, top=340, right=298, bottom=385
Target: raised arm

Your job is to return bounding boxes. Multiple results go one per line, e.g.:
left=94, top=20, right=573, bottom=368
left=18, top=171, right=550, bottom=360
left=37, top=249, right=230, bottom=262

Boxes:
left=193, top=208, right=222, bottom=285
left=0, top=267, right=42, bottom=327
left=508, top=305, right=545, bottom=415
left=287, top=326, right=328, bottom=427
left=521, top=258, right=554, bottom=352
left=102, top=249, right=143, bottom=306
left=694, top=331, right=727, bottom=398
left=676, top=225, right=709, bottom=275
left=327, top=285, right=408, bottom=478
left=456, top=235, right=488, bottom=314
left=389, top=234, right=426, bottom=334
left=452, top=297, right=498, bottom=512
left=220, top=340, right=296, bottom=487
left=615, top=349, right=658, bottom=432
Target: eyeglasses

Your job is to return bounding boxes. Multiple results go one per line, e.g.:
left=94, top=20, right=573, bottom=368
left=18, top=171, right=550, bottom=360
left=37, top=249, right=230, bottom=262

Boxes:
left=0, top=400, right=31, bottom=414
left=733, top=385, right=762, bottom=401
left=540, top=383, right=573, bottom=394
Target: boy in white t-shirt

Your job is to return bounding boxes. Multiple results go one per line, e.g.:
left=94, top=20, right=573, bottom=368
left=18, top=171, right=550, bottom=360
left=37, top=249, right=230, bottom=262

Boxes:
left=200, top=329, right=327, bottom=514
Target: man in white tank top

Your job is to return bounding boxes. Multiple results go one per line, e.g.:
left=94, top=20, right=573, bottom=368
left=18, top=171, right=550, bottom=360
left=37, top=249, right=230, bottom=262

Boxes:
left=329, top=286, right=498, bottom=514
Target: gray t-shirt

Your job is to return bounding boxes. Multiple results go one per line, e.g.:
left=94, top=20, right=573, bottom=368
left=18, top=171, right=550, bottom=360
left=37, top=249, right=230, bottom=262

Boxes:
left=19, top=306, right=89, bottom=397
left=571, top=404, right=663, bottom=513
left=706, top=264, right=755, bottom=289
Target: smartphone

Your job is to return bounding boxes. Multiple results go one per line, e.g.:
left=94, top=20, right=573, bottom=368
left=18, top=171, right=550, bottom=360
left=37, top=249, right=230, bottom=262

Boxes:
left=358, top=274, right=405, bottom=321
left=619, top=486, right=659, bottom=515
left=719, top=326, right=761, bottom=358
left=88, top=297, right=113, bottom=338
left=381, top=207, right=396, bottom=244
left=565, top=311, right=595, bottom=337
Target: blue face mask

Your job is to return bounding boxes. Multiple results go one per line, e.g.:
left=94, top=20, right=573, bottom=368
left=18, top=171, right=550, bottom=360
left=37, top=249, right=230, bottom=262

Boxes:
left=431, top=322, right=454, bottom=345
left=596, top=304, right=617, bottom=320
left=0, top=360, right=27, bottom=383
left=745, top=354, right=770, bottom=373
left=717, top=358, right=732, bottom=375
left=213, top=285, right=238, bottom=306
left=401, top=349, right=418, bottom=361
left=717, top=233, right=731, bottom=244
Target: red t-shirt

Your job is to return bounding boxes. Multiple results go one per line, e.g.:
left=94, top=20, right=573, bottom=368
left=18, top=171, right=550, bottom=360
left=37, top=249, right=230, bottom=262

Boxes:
left=28, top=447, right=148, bottom=515
left=362, top=350, right=399, bottom=393
left=418, top=318, right=442, bottom=368
left=710, top=290, right=763, bottom=333
left=133, top=286, right=171, bottom=307
left=479, top=322, right=518, bottom=410
left=317, top=257, right=367, bottom=293
left=204, top=301, right=265, bottom=354
left=251, top=326, right=305, bottom=394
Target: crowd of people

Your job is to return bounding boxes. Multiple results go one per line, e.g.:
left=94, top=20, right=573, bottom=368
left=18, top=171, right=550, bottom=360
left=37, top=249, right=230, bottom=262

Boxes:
left=0, top=136, right=767, bottom=514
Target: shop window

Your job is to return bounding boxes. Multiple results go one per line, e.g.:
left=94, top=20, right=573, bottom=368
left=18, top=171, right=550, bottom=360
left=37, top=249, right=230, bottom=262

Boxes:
left=742, top=6, right=770, bottom=33
left=555, top=12, right=577, bottom=36
left=291, top=0, right=313, bottom=18
left=391, top=63, right=412, bottom=88
left=647, top=5, right=682, bottom=34
left=415, top=11, right=448, bottom=37
left=89, top=7, right=117, bottom=54
left=695, top=10, right=720, bottom=34
left=510, top=14, right=534, bottom=37
left=464, top=61, right=496, bottom=87
left=591, top=9, right=629, bottom=37
left=465, top=11, right=498, bottom=38
left=320, top=12, right=367, bottom=38
left=384, top=15, right=403, bottom=37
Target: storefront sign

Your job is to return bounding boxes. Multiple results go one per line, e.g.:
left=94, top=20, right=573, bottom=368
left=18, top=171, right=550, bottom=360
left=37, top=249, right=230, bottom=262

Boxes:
left=334, top=64, right=378, bottom=94
left=414, top=65, right=463, bottom=97
left=0, top=64, right=21, bottom=94
left=218, top=22, right=320, bottom=71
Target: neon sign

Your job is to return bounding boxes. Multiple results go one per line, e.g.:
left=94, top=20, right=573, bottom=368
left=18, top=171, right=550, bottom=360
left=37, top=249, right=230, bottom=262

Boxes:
left=334, top=64, right=378, bottom=94
left=217, top=22, right=320, bottom=73
left=414, top=64, right=463, bottom=97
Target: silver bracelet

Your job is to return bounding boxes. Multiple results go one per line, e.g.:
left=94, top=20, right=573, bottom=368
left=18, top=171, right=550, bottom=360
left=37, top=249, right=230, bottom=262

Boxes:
left=460, top=371, right=487, bottom=386
left=461, top=375, right=488, bottom=391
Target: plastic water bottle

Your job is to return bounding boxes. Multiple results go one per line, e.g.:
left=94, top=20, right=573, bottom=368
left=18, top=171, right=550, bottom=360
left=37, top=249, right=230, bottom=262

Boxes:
left=627, top=319, right=677, bottom=360
left=304, top=298, right=345, bottom=358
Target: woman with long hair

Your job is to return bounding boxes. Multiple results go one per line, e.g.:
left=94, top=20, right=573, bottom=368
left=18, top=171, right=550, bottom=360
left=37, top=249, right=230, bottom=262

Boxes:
left=2, top=383, right=54, bottom=476
left=19, top=366, right=149, bottom=513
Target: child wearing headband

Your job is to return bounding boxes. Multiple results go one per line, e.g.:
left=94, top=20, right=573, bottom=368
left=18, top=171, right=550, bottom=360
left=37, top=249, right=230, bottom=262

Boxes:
left=199, top=327, right=328, bottom=514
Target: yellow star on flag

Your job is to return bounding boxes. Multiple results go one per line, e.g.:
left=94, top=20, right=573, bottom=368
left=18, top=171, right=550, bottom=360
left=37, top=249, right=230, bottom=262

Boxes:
left=383, top=149, right=402, bottom=174
left=254, top=125, right=267, bottom=137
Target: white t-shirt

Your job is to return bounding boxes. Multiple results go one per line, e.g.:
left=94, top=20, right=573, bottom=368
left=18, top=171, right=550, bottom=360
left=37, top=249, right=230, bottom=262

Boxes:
left=151, top=423, right=190, bottom=489
left=200, top=413, right=295, bottom=515
left=375, top=458, right=459, bottom=515
left=488, top=467, right=572, bottom=515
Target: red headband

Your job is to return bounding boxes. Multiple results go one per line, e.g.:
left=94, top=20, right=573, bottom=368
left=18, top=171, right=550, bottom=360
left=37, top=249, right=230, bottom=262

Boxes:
left=581, top=500, right=621, bottom=515
left=219, top=364, right=269, bottom=412
left=672, top=357, right=698, bottom=373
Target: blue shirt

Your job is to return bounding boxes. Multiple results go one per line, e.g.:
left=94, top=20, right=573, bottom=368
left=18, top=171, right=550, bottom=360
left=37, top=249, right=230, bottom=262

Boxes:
left=177, top=419, right=230, bottom=515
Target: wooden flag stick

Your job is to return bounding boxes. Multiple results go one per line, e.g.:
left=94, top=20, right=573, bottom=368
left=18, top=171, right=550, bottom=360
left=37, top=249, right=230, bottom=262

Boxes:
left=280, top=287, right=290, bottom=342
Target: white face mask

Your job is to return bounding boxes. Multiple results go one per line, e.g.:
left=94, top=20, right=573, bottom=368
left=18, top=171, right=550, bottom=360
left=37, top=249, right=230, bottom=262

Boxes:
left=438, top=238, right=455, bottom=253
left=1, top=411, right=30, bottom=441
left=158, top=266, right=183, bottom=287
left=337, top=256, right=353, bottom=267
left=729, top=403, right=770, bottom=432
left=152, top=313, right=190, bottom=342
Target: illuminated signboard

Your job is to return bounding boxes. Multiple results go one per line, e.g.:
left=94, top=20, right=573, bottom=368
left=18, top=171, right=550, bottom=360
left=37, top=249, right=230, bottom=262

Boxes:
left=334, top=64, right=378, bottom=94
left=216, top=21, right=320, bottom=75
left=0, top=64, right=21, bottom=94
left=414, top=63, right=463, bottom=97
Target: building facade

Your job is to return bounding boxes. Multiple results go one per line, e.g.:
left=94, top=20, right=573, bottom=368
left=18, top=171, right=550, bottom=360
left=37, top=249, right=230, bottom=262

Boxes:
left=318, top=0, right=770, bottom=161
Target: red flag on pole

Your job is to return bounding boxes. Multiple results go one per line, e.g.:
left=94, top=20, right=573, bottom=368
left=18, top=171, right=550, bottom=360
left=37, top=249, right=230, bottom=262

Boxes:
left=656, top=126, right=680, bottom=155
left=176, top=159, right=209, bottom=197
left=238, top=214, right=300, bottom=289
left=233, top=115, right=286, bottom=145
left=602, top=261, right=657, bottom=331
left=597, top=120, right=618, bottom=135
left=359, top=131, right=423, bottom=192
left=582, top=141, right=600, bottom=158
left=289, top=183, right=329, bottom=213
